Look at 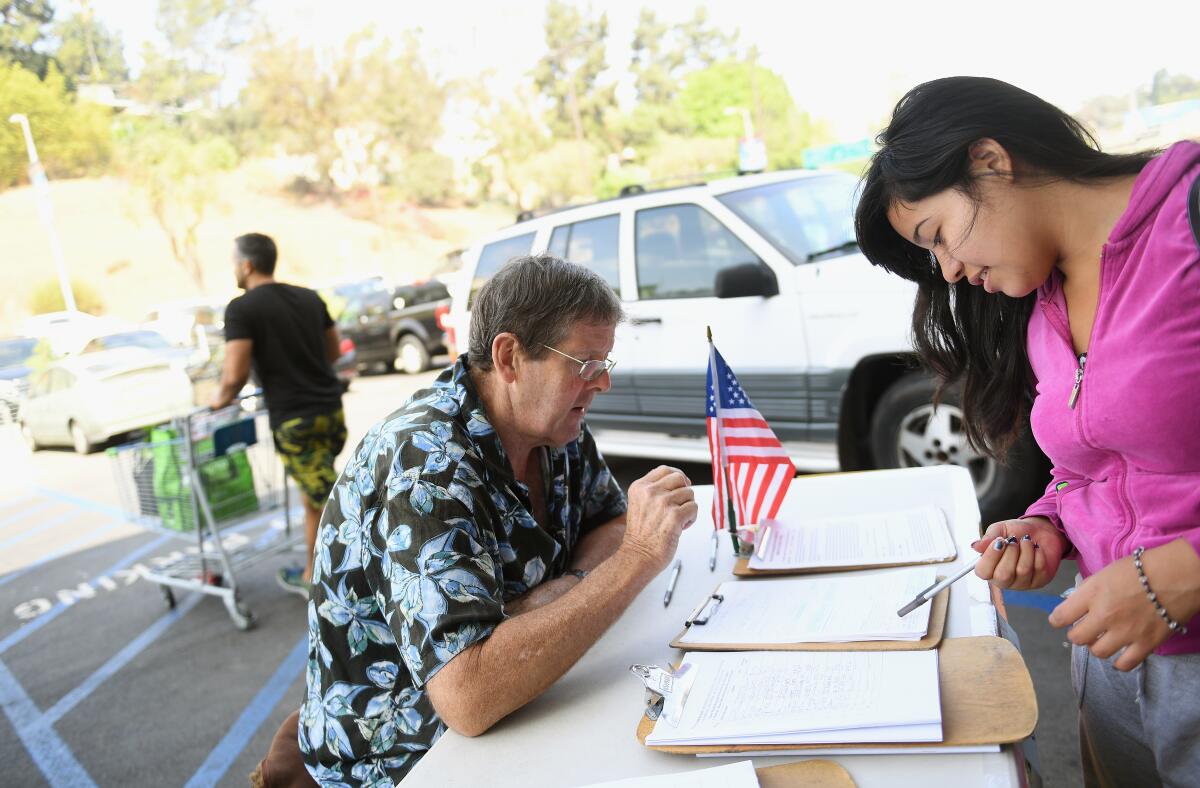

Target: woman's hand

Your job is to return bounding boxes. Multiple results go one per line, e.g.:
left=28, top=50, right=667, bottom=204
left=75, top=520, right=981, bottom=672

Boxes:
left=973, top=516, right=1068, bottom=590
left=1049, top=538, right=1200, bottom=671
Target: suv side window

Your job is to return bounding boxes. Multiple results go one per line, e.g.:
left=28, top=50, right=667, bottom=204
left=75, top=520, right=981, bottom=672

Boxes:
left=548, top=215, right=620, bottom=295
left=471, top=232, right=536, bottom=304
left=634, top=204, right=761, bottom=300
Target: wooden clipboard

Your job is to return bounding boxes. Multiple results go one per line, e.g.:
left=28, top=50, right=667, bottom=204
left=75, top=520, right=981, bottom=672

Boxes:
left=669, top=582, right=950, bottom=652
left=733, top=551, right=957, bottom=578
left=637, top=636, right=1037, bottom=754
left=756, top=761, right=856, bottom=788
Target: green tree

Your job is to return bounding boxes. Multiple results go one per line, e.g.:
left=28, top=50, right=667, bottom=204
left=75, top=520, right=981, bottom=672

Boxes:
left=0, top=61, right=112, bottom=187
left=116, top=119, right=238, bottom=288
left=51, top=5, right=128, bottom=83
left=241, top=29, right=449, bottom=198
left=532, top=0, right=618, bottom=149
left=678, top=59, right=824, bottom=170
left=1147, top=69, right=1200, bottom=105
left=133, top=0, right=255, bottom=111
left=0, top=0, right=55, bottom=77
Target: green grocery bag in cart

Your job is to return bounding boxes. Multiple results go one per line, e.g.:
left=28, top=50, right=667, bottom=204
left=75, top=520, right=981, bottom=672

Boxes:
left=150, top=424, right=259, bottom=531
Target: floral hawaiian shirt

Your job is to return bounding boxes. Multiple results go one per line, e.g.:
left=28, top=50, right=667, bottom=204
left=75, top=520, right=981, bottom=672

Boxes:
left=299, top=355, right=627, bottom=787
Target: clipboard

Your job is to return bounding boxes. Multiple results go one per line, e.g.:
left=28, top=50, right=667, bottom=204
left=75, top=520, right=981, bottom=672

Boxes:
left=668, top=581, right=950, bottom=652
left=733, top=551, right=956, bottom=578
left=756, top=761, right=856, bottom=788
left=636, top=636, right=1037, bottom=753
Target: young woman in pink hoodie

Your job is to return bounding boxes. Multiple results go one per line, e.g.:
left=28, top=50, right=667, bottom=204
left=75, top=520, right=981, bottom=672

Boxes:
left=855, top=76, right=1200, bottom=785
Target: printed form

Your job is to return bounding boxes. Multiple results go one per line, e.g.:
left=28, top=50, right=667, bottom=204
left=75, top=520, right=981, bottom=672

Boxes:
left=748, top=505, right=955, bottom=570
left=678, top=566, right=937, bottom=645
left=646, top=650, right=942, bottom=746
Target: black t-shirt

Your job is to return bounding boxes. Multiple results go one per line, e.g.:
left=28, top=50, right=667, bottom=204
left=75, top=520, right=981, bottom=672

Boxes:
left=223, top=283, right=342, bottom=428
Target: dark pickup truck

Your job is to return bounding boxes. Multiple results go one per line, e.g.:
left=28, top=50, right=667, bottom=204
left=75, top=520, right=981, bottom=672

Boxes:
left=336, top=281, right=450, bottom=374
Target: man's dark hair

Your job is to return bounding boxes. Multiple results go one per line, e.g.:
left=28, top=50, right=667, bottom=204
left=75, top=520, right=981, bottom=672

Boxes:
left=468, top=254, right=624, bottom=371
left=235, top=233, right=278, bottom=275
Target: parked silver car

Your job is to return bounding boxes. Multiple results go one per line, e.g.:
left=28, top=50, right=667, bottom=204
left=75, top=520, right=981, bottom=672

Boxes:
left=19, top=348, right=196, bottom=454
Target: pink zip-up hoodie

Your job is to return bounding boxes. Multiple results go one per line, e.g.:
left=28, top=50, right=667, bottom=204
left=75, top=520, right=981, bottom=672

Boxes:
left=1023, top=140, right=1200, bottom=656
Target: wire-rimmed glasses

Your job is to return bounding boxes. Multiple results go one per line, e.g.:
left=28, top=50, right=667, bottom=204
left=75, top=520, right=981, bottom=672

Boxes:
left=542, top=344, right=616, bottom=382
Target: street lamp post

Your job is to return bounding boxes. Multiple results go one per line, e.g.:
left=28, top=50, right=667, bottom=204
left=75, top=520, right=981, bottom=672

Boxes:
left=9, top=113, right=77, bottom=313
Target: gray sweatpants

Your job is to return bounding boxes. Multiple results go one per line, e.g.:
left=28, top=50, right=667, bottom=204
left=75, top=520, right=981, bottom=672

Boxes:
left=1071, top=642, right=1200, bottom=787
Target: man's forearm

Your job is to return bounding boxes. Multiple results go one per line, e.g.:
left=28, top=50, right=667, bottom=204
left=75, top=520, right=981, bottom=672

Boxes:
left=428, top=545, right=656, bottom=736
left=570, top=516, right=626, bottom=572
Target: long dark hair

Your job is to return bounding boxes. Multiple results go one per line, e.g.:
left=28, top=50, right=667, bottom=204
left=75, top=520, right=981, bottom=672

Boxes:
left=854, top=76, right=1157, bottom=458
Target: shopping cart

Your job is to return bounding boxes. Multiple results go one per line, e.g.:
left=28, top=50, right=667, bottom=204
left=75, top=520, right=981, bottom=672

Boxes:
left=107, top=396, right=298, bottom=630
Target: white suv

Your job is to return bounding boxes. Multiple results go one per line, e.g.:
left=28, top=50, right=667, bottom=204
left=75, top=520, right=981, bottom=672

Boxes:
left=445, top=169, right=1047, bottom=522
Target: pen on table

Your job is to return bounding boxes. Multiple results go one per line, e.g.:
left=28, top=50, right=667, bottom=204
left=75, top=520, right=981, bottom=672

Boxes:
left=895, top=536, right=1015, bottom=617
left=708, top=530, right=718, bottom=571
left=663, top=559, right=683, bottom=607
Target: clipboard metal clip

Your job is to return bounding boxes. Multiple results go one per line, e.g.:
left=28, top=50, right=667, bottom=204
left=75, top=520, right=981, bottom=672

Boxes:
left=684, top=593, right=724, bottom=627
left=629, top=663, right=696, bottom=725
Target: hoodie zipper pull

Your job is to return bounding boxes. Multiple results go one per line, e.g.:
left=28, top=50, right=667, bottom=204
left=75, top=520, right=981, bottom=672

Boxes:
left=1068, top=353, right=1088, bottom=409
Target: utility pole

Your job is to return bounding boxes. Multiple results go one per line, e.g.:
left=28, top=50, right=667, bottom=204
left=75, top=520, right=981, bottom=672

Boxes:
left=9, top=114, right=77, bottom=313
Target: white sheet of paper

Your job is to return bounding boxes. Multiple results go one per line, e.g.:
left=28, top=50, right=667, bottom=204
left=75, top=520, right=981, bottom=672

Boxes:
left=576, top=760, right=759, bottom=788
left=677, top=566, right=937, bottom=645
left=646, top=650, right=942, bottom=746
left=748, top=506, right=955, bottom=570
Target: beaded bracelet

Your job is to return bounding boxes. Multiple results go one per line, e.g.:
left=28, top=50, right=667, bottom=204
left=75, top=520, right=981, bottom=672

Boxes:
left=1133, top=546, right=1189, bottom=636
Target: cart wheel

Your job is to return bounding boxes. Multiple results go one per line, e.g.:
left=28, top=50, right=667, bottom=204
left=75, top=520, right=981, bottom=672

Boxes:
left=160, top=586, right=176, bottom=610
left=227, top=594, right=255, bottom=631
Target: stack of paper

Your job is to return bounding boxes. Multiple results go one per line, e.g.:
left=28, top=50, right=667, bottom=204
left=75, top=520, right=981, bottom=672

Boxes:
left=677, top=567, right=937, bottom=646
left=748, top=505, right=955, bottom=571
left=645, top=650, right=942, bottom=746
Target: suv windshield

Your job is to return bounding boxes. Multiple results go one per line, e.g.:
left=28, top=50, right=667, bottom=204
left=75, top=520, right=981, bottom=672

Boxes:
left=0, top=338, right=38, bottom=368
left=717, top=174, right=860, bottom=265
left=86, top=331, right=172, bottom=352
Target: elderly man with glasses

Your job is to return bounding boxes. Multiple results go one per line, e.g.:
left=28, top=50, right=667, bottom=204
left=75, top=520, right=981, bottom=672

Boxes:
left=293, top=254, right=697, bottom=787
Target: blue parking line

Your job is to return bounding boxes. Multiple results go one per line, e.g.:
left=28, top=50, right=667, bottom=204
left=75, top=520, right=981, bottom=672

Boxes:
left=42, top=593, right=205, bottom=726
left=0, top=510, right=83, bottom=551
left=0, top=656, right=96, bottom=787
left=184, top=635, right=309, bottom=788
left=0, top=499, right=55, bottom=530
left=0, top=518, right=125, bottom=590
left=1002, top=589, right=1062, bottom=614
left=33, top=486, right=131, bottom=522
left=0, top=533, right=174, bottom=657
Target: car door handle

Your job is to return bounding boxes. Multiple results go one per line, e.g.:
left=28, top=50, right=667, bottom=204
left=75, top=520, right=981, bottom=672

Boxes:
left=631, top=316, right=662, bottom=325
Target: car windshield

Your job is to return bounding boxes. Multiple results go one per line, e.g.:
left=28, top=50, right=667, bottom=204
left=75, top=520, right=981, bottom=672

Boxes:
left=716, top=174, right=860, bottom=265
left=92, top=331, right=172, bottom=351
left=0, top=338, right=38, bottom=367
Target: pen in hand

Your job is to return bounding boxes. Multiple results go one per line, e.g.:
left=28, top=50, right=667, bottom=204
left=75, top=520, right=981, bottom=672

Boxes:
left=895, top=536, right=1015, bottom=617
left=663, top=559, right=682, bottom=607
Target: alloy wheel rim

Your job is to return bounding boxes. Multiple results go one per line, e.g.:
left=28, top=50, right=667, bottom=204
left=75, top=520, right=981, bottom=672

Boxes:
left=895, top=403, right=996, bottom=497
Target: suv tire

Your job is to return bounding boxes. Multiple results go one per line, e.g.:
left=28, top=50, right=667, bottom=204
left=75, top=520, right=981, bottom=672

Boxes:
left=70, top=420, right=94, bottom=455
left=869, top=372, right=1049, bottom=526
left=394, top=335, right=431, bottom=375
left=20, top=421, right=39, bottom=452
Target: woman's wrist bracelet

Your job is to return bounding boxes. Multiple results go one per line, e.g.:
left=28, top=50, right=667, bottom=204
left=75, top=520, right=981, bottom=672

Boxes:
left=1133, top=546, right=1189, bottom=636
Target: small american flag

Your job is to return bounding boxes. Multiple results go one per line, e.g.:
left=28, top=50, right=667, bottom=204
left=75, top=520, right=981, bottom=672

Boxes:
left=706, top=342, right=795, bottom=531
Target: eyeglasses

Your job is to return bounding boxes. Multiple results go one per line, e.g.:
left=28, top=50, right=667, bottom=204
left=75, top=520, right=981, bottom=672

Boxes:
left=542, top=344, right=616, bottom=382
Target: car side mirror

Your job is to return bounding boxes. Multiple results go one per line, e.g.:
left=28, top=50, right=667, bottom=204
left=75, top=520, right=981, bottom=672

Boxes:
left=714, top=263, right=779, bottom=299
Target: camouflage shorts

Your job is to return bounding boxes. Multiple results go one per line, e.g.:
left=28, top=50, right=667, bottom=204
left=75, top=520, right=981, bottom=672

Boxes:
left=272, top=409, right=347, bottom=506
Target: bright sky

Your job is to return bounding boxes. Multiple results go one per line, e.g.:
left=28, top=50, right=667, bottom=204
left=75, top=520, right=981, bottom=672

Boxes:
left=92, top=0, right=1197, bottom=139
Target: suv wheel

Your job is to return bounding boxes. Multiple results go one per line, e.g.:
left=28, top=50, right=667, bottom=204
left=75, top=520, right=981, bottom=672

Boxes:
left=869, top=373, right=1049, bottom=525
left=70, top=421, right=94, bottom=455
left=394, top=335, right=431, bottom=375
left=20, top=421, right=39, bottom=452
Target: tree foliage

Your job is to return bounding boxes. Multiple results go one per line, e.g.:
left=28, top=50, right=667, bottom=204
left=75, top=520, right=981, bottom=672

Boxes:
left=0, top=61, right=111, bottom=186
left=0, top=0, right=55, bottom=78
left=532, top=0, right=617, bottom=147
left=51, top=8, right=129, bottom=83
left=29, top=276, right=103, bottom=315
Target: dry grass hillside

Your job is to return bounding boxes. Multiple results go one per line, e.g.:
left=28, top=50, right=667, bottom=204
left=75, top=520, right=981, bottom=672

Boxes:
left=0, top=165, right=513, bottom=335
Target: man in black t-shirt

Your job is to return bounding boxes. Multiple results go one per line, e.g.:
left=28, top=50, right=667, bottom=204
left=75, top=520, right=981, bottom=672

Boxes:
left=211, top=233, right=346, bottom=598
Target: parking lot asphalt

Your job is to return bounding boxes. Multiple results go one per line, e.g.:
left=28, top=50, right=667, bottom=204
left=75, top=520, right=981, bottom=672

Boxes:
left=0, top=367, right=1080, bottom=788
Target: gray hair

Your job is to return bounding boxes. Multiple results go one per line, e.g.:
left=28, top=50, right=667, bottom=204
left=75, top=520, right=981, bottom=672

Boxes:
left=468, top=254, right=624, bottom=371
